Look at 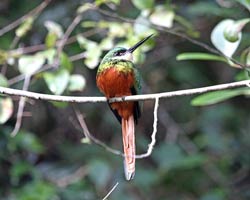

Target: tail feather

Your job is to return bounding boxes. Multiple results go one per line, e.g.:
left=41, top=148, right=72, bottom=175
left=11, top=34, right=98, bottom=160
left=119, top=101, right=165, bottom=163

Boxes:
left=122, top=115, right=135, bottom=181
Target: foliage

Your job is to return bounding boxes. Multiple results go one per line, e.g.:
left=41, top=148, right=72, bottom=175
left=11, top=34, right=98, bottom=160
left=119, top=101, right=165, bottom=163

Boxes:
left=0, top=0, right=250, bottom=199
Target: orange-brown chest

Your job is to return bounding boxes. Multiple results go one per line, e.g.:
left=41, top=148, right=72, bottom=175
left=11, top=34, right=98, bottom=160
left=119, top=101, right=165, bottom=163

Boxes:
left=96, top=67, right=135, bottom=98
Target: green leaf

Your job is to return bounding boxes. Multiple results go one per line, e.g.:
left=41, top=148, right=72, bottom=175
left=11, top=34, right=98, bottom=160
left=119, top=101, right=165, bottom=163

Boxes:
left=77, top=3, right=93, bottom=14
left=18, top=55, right=45, bottom=75
left=18, top=181, right=57, bottom=200
left=11, top=131, right=45, bottom=153
left=50, top=101, right=69, bottom=108
left=224, top=18, right=250, bottom=42
left=45, top=32, right=58, bottom=48
left=88, top=160, right=111, bottom=189
left=99, top=37, right=114, bottom=50
left=95, top=0, right=120, bottom=6
left=0, top=49, right=8, bottom=64
left=191, top=88, right=250, bottom=106
left=43, top=69, right=70, bottom=95
left=44, top=20, right=63, bottom=38
left=177, top=53, right=227, bottom=62
left=149, top=6, right=175, bottom=28
left=44, top=21, right=63, bottom=48
left=0, top=74, right=8, bottom=87
left=15, top=17, right=34, bottom=38
left=153, top=143, right=205, bottom=171
left=10, top=161, right=33, bottom=184
left=134, top=13, right=152, bottom=35
left=0, top=97, right=13, bottom=124
left=76, top=35, right=102, bottom=68
left=68, top=74, right=86, bottom=92
left=131, top=0, right=154, bottom=10
left=36, top=48, right=56, bottom=65
left=236, top=0, right=250, bottom=11
left=211, top=19, right=242, bottom=57
left=60, top=52, right=73, bottom=72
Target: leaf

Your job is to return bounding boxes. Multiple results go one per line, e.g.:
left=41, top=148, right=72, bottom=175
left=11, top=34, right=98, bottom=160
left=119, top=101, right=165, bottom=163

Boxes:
left=134, top=12, right=152, bottom=34
left=15, top=17, right=34, bottom=38
left=153, top=143, right=205, bottom=171
left=77, top=3, right=93, bottom=14
left=45, top=32, right=58, bottom=48
left=0, top=97, right=13, bottom=124
left=0, top=74, right=8, bottom=87
left=99, top=37, right=114, bottom=50
left=149, top=6, right=175, bottom=28
left=18, top=55, right=45, bottom=75
left=88, top=160, right=111, bottom=189
left=12, top=131, right=45, bottom=153
left=36, top=48, right=56, bottom=65
left=51, top=101, right=69, bottom=108
left=95, top=0, right=120, bottom=6
left=131, top=0, right=154, bottom=10
left=77, top=35, right=102, bottom=68
left=68, top=74, right=86, bottom=92
left=44, top=20, right=63, bottom=38
left=211, top=19, right=242, bottom=57
left=44, top=21, right=63, bottom=48
left=60, top=52, right=73, bottom=72
left=10, top=161, right=33, bottom=184
left=43, top=69, right=70, bottom=95
left=177, top=53, right=227, bottom=62
left=191, top=89, right=250, bottom=106
left=236, top=0, right=250, bottom=11
left=0, top=49, right=8, bottom=64
left=223, top=18, right=250, bottom=42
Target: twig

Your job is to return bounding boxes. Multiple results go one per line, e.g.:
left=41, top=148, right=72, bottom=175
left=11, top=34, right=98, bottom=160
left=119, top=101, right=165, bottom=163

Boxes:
left=135, top=98, right=159, bottom=158
left=74, top=108, right=123, bottom=156
left=0, top=0, right=51, bottom=37
left=57, top=14, right=83, bottom=55
left=8, top=51, right=86, bottom=86
left=54, top=14, right=83, bottom=68
left=1, top=80, right=250, bottom=103
left=9, top=28, right=101, bottom=56
left=92, top=5, right=245, bottom=68
left=10, top=75, right=31, bottom=137
left=102, top=182, right=119, bottom=200
left=69, top=52, right=86, bottom=62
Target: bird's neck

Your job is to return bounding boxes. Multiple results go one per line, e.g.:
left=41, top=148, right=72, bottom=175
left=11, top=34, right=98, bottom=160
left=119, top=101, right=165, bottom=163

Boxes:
left=97, top=59, right=134, bottom=75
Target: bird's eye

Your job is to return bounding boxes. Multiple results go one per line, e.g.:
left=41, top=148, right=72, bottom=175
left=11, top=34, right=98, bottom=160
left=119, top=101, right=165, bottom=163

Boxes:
left=114, top=50, right=126, bottom=56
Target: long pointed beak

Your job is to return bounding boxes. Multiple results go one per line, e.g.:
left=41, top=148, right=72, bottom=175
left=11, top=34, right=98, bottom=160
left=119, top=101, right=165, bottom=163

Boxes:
left=127, top=34, right=154, bottom=53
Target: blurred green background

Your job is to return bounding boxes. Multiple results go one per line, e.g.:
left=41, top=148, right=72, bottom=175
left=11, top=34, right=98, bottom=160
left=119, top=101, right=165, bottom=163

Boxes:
left=0, top=0, right=250, bottom=199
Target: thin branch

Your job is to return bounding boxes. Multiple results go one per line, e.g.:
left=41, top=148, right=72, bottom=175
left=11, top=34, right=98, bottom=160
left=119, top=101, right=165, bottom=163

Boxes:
left=9, top=28, right=102, bottom=56
left=57, top=14, right=83, bottom=55
left=8, top=51, right=86, bottom=86
left=135, top=98, right=159, bottom=158
left=74, top=108, right=123, bottom=156
left=102, top=182, right=119, bottom=200
left=54, top=14, right=83, bottom=68
left=0, top=0, right=51, bottom=37
left=10, top=75, right=31, bottom=137
left=1, top=80, right=250, bottom=103
left=92, top=5, right=245, bottom=68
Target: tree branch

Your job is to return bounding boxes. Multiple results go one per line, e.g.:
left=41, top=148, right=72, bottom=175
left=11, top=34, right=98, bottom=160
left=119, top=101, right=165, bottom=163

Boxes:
left=0, top=0, right=51, bottom=37
left=0, top=80, right=249, bottom=103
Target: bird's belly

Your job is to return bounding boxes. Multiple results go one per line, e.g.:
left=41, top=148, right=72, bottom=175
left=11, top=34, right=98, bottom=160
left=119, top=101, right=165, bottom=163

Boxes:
left=96, top=67, right=134, bottom=98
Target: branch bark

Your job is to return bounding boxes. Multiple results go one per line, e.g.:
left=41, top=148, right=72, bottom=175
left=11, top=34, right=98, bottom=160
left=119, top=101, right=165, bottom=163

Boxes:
left=0, top=80, right=249, bottom=103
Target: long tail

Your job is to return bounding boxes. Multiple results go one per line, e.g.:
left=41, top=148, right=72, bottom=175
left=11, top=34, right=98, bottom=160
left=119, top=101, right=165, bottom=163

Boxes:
left=122, top=115, right=135, bottom=181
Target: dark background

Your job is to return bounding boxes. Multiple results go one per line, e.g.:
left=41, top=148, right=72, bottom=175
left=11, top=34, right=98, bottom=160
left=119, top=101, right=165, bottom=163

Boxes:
left=0, top=0, right=250, bottom=199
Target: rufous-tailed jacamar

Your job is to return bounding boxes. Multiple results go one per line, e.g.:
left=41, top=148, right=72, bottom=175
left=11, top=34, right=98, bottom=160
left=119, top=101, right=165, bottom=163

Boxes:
left=96, top=35, right=153, bottom=180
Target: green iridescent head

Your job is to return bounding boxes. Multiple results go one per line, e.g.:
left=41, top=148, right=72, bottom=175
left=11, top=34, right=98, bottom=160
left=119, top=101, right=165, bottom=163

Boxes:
left=100, top=34, right=154, bottom=65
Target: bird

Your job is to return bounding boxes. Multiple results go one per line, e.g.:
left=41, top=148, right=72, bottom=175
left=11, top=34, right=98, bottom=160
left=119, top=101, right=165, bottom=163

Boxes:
left=96, top=34, right=153, bottom=180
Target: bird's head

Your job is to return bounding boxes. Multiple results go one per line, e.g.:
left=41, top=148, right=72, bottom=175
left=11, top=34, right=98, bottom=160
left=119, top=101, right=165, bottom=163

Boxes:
left=100, top=34, right=153, bottom=64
